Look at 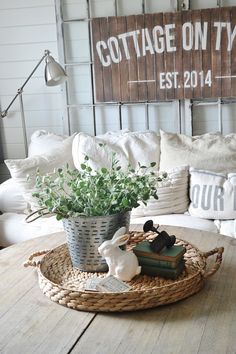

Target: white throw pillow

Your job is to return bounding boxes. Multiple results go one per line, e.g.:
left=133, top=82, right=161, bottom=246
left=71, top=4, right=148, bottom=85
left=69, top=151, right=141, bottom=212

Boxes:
left=131, top=166, right=189, bottom=217
left=28, top=130, right=67, bottom=157
left=5, top=135, right=75, bottom=212
left=160, top=130, right=236, bottom=173
left=72, top=130, right=160, bottom=171
left=189, top=167, right=236, bottom=220
left=0, top=178, right=27, bottom=213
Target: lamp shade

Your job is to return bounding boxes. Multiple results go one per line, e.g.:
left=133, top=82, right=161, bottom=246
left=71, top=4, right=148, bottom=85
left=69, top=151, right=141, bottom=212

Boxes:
left=45, top=55, right=67, bottom=86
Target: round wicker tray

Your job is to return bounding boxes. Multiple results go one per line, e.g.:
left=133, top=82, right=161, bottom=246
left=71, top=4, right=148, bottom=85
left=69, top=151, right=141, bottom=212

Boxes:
left=24, top=231, right=224, bottom=312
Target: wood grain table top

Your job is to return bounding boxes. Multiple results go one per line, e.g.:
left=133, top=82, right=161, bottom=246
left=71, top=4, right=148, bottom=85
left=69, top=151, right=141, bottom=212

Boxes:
left=0, top=225, right=235, bottom=354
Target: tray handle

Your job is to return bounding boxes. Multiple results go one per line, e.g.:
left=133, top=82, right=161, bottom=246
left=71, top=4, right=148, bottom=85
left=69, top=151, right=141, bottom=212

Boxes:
left=202, top=247, right=224, bottom=278
left=24, top=250, right=51, bottom=268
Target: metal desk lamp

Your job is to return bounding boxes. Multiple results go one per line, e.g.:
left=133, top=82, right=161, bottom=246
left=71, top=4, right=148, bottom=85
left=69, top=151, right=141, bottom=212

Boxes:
left=0, top=50, right=67, bottom=155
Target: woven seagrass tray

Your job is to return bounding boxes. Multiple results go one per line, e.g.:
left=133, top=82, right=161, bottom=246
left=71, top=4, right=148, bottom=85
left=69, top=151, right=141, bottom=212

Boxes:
left=24, top=231, right=224, bottom=312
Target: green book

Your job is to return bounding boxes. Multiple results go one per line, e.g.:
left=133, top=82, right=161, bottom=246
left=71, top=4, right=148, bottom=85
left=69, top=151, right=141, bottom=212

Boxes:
left=141, top=261, right=185, bottom=280
left=133, top=241, right=185, bottom=262
left=137, top=255, right=183, bottom=269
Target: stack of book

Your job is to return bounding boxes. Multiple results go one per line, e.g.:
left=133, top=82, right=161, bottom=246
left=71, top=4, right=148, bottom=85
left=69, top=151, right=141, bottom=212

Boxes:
left=133, top=241, right=186, bottom=280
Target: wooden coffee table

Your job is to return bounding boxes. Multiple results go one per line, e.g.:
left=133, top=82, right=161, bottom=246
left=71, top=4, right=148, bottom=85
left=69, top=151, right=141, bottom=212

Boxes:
left=0, top=225, right=235, bottom=354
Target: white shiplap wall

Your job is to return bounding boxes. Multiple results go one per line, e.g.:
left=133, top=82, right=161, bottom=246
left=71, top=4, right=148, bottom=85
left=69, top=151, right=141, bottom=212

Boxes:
left=0, top=0, right=63, bottom=182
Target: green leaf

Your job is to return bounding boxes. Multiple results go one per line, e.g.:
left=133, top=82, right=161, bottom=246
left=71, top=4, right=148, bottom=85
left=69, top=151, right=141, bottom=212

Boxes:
left=32, top=146, right=164, bottom=219
left=101, top=167, right=107, bottom=174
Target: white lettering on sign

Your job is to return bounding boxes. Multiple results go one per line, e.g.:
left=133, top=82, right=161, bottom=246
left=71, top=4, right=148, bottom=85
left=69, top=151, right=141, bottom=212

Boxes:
left=159, top=70, right=212, bottom=89
left=95, top=21, right=236, bottom=67
left=152, top=25, right=165, bottom=53
left=182, top=22, right=193, bottom=50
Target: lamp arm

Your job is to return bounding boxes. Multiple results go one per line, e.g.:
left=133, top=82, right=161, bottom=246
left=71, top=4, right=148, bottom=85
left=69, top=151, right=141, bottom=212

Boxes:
left=1, top=50, right=50, bottom=118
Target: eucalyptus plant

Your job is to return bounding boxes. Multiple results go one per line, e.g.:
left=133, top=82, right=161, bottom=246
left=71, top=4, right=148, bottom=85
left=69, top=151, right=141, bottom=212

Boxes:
left=33, top=151, right=167, bottom=220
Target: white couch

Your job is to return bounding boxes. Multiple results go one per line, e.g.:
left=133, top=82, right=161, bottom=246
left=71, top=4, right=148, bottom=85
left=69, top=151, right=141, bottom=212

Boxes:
left=1, top=129, right=236, bottom=247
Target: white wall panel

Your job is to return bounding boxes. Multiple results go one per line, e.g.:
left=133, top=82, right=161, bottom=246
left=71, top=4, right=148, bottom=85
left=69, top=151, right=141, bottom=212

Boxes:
left=0, top=77, right=60, bottom=96
left=145, top=0, right=177, bottom=12
left=67, top=65, right=92, bottom=104
left=192, top=104, right=219, bottom=135
left=222, top=104, right=236, bottom=134
left=0, top=42, right=58, bottom=63
left=2, top=143, right=27, bottom=159
left=190, top=0, right=218, bottom=9
left=0, top=1, right=62, bottom=182
left=63, top=22, right=90, bottom=62
left=117, top=0, right=143, bottom=15
left=90, top=0, right=115, bottom=17
left=62, top=0, right=87, bottom=20
left=121, top=105, right=147, bottom=131
left=222, top=0, right=236, bottom=5
left=0, top=6, right=55, bottom=27
left=0, top=25, right=57, bottom=45
left=95, top=106, right=120, bottom=134
left=0, top=0, right=54, bottom=9
left=69, top=107, right=95, bottom=134
left=148, top=102, right=180, bottom=132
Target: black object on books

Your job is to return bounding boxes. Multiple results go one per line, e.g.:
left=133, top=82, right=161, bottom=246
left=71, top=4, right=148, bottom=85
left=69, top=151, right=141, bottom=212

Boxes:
left=141, top=261, right=185, bottom=279
left=133, top=241, right=186, bottom=262
left=143, top=220, right=176, bottom=253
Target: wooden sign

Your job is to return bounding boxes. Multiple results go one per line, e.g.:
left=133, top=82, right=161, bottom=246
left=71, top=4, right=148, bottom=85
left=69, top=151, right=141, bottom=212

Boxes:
left=91, top=7, right=236, bottom=102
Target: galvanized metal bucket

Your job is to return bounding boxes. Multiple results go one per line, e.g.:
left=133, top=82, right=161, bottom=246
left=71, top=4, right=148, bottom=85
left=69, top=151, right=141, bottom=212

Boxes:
left=62, top=211, right=130, bottom=272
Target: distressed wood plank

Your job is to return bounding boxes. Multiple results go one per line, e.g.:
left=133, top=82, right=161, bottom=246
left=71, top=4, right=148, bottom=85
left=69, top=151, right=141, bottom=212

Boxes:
left=153, top=12, right=166, bottom=101
left=117, top=16, right=129, bottom=102
left=91, top=17, right=104, bottom=102
left=126, top=15, right=139, bottom=102
left=108, top=16, right=121, bottom=102
left=220, top=7, right=231, bottom=98
left=182, top=10, right=193, bottom=99
left=100, top=17, right=113, bottom=102
left=136, top=14, right=147, bottom=101
left=145, top=14, right=156, bottom=101
left=231, top=7, right=236, bottom=97
left=173, top=10, right=183, bottom=100
left=192, top=9, right=202, bottom=99
left=211, top=7, right=221, bottom=98
left=163, top=11, right=175, bottom=100
left=201, top=8, right=212, bottom=98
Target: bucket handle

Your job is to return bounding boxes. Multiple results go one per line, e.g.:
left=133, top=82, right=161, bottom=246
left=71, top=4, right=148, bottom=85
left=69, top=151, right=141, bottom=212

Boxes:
left=25, top=208, right=54, bottom=223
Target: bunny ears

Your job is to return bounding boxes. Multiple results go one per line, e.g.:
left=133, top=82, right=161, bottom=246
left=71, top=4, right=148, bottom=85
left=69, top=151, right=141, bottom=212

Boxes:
left=111, top=227, right=129, bottom=247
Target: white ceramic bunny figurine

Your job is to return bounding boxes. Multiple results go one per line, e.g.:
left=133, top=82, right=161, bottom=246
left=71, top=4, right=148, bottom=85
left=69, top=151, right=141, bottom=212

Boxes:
left=98, top=227, right=141, bottom=281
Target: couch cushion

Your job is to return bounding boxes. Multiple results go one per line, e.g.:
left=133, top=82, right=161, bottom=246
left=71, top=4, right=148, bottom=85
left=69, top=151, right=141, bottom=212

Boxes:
left=0, top=178, right=27, bottom=213
left=189, top=168, right=236, bottom=220
left=5, top=134, right=75, bottom=212
left=131, top=166, right=189, bottom=217
left=28, top=130, right=67, bottom=157
left=0, top=212, right=63, bottom=247
left=214, top=219, right=236, bottom=238
left=159, top=130, right=236, bottom=173
left=130, top=213, right=218, bottom=234
left=72, top=130, right=160, bottom=171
